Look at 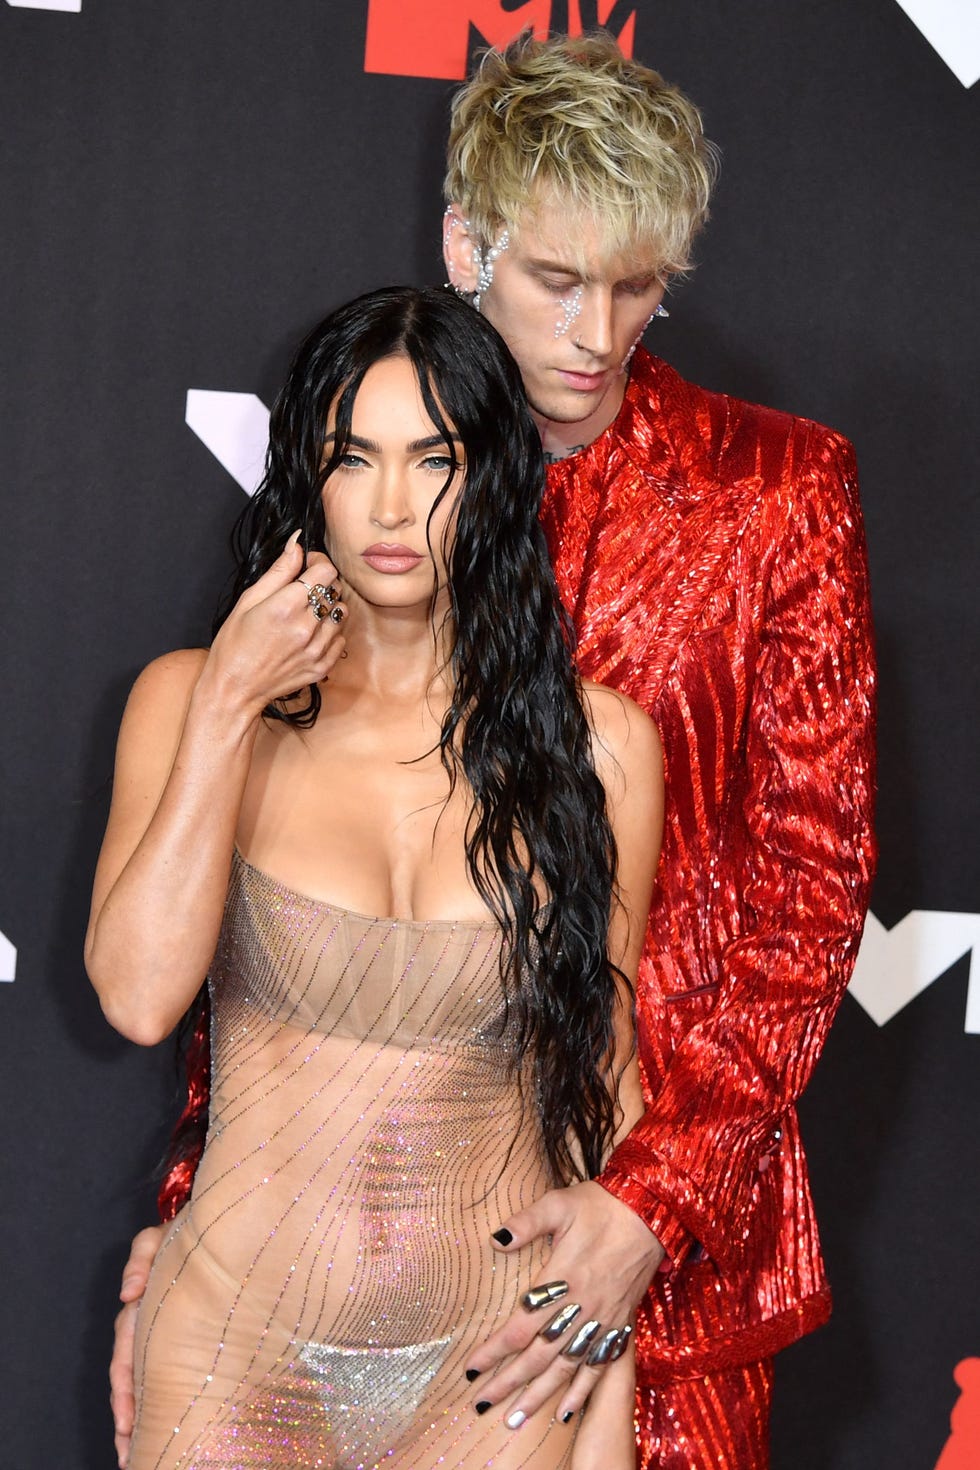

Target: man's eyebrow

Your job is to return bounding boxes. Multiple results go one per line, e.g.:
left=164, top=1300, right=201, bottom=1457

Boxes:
left=525, top=256, right=584, bottom=278
left=525, top=257, right=659, bottom=287
left=322, top=431, right=462, bottom=453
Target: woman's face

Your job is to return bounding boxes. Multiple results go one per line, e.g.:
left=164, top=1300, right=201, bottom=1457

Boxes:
left=319, top=354, right=464, bottom=615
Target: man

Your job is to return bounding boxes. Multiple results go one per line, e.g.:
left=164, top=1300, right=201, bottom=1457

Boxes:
left=110, top=33, right=876, bottom=1469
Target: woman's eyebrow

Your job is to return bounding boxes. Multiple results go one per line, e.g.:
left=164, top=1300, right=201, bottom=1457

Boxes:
left=407, top=434, right=463, bottom=452
left=323, top=431, right=462, bottom=453
left=323, top=431, right=381, bottom=451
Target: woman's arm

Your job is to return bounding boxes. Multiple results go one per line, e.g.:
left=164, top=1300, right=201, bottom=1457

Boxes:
left=585, top=681, right=664, bottom=1144
left=565, top=689, right=659, bottom=1469
left=85, top=539, right=345, bottom=1044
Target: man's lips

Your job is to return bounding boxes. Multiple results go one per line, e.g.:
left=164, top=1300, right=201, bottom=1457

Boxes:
left=362, top=543, right=426, bottom=573
left=556, top=367, right=610, bottom=392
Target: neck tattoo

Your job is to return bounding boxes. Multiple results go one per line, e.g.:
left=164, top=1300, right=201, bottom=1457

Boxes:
left=543, top=444, right=587, bottom=464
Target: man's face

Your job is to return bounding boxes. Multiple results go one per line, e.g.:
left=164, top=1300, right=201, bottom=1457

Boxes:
left=449, top=198, right=666, bottom=454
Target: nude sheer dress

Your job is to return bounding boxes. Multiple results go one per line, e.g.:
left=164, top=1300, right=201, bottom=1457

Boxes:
left=130, top=850, right=574, bottom=1469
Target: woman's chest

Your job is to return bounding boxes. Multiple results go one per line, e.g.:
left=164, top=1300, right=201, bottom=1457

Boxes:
left=238, top=716, right=487, bottom=922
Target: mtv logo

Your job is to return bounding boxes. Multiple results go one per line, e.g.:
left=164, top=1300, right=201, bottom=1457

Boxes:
left=0, top=928, right=17, bottom=983
left=185, top=390, right=270, bottom=496
left=935, top=1358, right=980, bottom=1470
left=365, top=0, right=637, bottom=82
left=893, top=0, right=980, bottom=88
left=849, top=909, right=980, bottom=1033
left=6, top=0, right=81, bottom=10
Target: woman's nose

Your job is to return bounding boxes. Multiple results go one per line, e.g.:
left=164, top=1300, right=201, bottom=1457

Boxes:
left=372, top=471, right=414, bottom=528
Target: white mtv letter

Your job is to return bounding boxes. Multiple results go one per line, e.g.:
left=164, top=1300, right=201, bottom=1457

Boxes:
left=893, top=1, right=980, bottom=87
left=6, top=0, right=81, bottom=10
left=0, top=928, right=16, bottom=983
left=185, top=390, right=270, bottom=496
left=849, top=909, right=980, bottom=1032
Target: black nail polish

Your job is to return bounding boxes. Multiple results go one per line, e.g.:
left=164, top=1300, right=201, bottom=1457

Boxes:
left=561, top=1411, right=574, bottom=1425
left=475, top=1400, right=492, bottom=1415
left=491, top=1228, right=513, bottom=1246
left=465, top=1368, right=481, bottom=1383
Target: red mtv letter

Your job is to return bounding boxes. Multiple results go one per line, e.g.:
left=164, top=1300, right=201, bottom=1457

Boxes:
left=935, top=1359, right=980, bottom=1470
left=365, top=0, right=636, bottom=82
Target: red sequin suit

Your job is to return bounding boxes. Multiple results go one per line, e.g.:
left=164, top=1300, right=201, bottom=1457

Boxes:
left=161, top=347, right=877, bottom=1428
left=540, top=349, right=877, bottom=1386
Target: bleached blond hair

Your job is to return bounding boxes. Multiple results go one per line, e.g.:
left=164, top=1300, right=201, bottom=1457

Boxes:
left=444, top=32, right=719, bottom=278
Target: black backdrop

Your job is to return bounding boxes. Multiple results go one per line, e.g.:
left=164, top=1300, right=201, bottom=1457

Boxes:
left=1, top=3, right=978, bottom=1467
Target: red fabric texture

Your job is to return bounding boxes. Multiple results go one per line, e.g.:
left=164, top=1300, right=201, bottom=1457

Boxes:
left=635, top=1358, right=774, bottom=1469
left=543, top=350, right=877, bottom=1381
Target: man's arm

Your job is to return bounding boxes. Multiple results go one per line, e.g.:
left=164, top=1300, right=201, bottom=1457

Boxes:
left=467, top=426, right=876, bottom=1414
left=596, top=428, right=877, bottom=1266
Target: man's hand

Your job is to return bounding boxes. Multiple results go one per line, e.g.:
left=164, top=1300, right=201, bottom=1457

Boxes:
left=110, top=1225, right=165, bottom=1469
left=463, top=1181, right=664, bottom=1429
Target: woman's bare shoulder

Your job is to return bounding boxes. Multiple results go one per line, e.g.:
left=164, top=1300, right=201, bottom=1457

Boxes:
left=119, top=648, right=210, bottom=749
left=580, top=680, right=662, bottom=777
left=128, top=647, right=209, bottom=703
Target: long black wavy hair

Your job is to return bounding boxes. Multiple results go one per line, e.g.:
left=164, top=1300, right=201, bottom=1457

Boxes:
left=162, top=286, right=625, bottom=1212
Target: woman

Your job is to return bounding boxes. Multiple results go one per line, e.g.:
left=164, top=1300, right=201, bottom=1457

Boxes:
left=87, top=287, right=663, bottom=1469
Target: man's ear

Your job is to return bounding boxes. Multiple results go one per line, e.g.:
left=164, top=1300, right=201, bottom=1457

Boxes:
left=443, top=205, right=480, bottom=293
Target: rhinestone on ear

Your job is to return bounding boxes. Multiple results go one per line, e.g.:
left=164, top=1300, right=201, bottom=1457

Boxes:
left=621, top=303, right=670, bottom=369
left=472, top=229, right=510, bottom=310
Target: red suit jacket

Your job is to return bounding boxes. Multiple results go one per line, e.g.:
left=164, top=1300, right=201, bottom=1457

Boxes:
left=541, top=348, right=877, bottom=1383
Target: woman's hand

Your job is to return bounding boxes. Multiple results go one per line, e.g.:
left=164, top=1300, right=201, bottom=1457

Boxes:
left=571, top=1342, right=638, bottom=1469
left=109, top=1225, right=166, bottom=1468
left=200, top=535, right=348, bottom=723
left=463, top=1181, right=663, bottom=1428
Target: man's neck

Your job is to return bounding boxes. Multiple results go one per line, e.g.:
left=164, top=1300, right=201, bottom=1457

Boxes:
left=532, top=370, right=629, bottom=463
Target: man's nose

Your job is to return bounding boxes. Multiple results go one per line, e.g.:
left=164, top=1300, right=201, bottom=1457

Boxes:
left=575, top=288, right=614, bottom=358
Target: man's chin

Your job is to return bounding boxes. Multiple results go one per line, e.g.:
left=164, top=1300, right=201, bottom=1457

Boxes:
left=529, top=385, right=605, bottom=427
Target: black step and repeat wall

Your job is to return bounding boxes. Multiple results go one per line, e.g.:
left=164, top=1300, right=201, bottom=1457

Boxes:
left=2, top=3, right=977, bottom=1466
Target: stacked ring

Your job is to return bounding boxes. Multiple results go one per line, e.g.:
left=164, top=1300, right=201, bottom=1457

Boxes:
left=585, top=1324, right=632, bottom=1365
left=298, top=578, right=342, bottom=623
left=537, top=1308, right=632, bottom=1365
left=538, top=1302, right=582, bottom=1342
left=562, top=1319, right=601, bottom=1359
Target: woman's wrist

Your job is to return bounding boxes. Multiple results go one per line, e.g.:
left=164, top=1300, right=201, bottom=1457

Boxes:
left=187, top=655, right=267, bottom=744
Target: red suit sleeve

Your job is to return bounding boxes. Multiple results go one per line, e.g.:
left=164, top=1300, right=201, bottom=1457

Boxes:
left=596, top=429, right=877, bottom=1272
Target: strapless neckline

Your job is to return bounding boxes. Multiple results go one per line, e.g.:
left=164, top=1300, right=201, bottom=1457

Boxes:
left=233, top=847, right=502, bottom=933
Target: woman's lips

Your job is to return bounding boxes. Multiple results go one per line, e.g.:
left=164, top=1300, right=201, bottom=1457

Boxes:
left=362, top=543, right=426, bottom=573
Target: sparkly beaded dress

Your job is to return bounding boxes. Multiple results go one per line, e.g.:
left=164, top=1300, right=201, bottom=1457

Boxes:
left=130, top=851, right=569, bottom=1470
